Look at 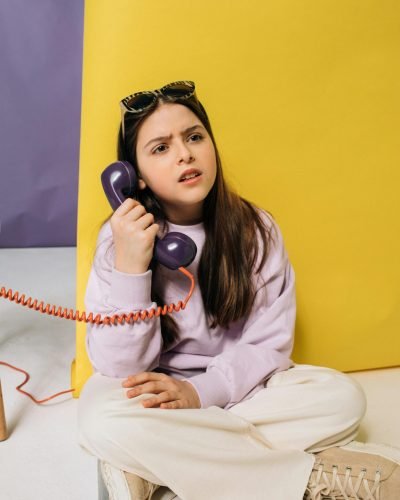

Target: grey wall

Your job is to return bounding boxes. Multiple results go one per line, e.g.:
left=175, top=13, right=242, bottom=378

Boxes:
left=0, top=0, right=84, bottom=248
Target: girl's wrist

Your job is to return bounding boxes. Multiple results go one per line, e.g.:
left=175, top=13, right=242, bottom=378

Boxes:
left=182, top=381, right=201, bottom=408
left=114, top=260, right=148, bottom=275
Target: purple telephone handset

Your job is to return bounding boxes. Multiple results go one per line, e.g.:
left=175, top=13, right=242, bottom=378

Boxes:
left=101, top=161, right=197, bottom=270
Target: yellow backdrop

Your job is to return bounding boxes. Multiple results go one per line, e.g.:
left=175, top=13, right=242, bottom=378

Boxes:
left=73, top=0, right=400, bottom=396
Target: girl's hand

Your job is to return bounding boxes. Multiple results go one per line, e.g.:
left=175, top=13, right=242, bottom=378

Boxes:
left=110, top=198, right=160, bottom=275
left=122, top=372, right=201, bottom=409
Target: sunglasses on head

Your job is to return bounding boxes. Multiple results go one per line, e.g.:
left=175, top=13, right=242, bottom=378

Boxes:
left=119, top=80, right=197, bottom=140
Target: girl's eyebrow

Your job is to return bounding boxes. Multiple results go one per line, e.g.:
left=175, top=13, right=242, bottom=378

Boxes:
left=144, top=124, right=205, bottom=150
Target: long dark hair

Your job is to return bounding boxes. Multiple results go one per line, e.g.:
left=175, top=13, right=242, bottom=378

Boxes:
left=101, top=92, right=277, bottom=351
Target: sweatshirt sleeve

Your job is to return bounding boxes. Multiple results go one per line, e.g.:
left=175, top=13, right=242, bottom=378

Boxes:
left=84, top=222, right=163, bottom=378
left=184, top=214, right=296, bottom=409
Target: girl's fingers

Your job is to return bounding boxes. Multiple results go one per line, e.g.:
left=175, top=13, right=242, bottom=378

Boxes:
left=141, top=392, right=179, bottom=408
left=127, top=385, right=173, bottom=399
left=114, top=198, right=140, bottom=216
left=122, top=372, right=168, bottom=388
left=121, top=374, right=198, bottom=410
left=114, top=200, right=150, bottom=223
left=145, top=222, right=160, bottom=238
left=135, top=212, right=156, bottom=230
left=125, top=380, right=174, bottom=398
left=159, top=401, right=182, bottom=409
left=123, top=203, right=148, bottom=221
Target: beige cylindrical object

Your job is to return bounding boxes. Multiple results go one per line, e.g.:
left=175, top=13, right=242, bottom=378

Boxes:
left=0, top=380, right=7, bottom=441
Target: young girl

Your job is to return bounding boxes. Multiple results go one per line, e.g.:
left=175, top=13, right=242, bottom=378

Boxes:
left=77, top=81, right=400, bottom=500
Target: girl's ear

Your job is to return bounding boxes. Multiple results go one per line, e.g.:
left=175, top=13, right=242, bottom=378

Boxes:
left=136, top=169, right=147, bottom=190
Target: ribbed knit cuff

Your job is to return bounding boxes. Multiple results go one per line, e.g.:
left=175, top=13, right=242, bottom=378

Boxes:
left=183, top=369, right=231, bottom=409
left=108, top=268, right=153, bottom=309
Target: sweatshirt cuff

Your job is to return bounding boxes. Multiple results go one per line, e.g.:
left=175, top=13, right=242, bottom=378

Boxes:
left=183, top=369, right=232, bottom=409
left=109, top=268, right=153, bottom=309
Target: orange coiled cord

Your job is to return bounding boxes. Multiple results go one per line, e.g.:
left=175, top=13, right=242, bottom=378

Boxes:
left=0, top=266, right=195, bottom=405
left=0, top=361, right=75, bottom=404
left=0, top=266, right=195, bottom=325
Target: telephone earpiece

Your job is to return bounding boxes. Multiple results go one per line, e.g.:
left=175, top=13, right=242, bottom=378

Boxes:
left=101, top=161, right=138, bottom=211
left=101, top=161, right=197, bottom=270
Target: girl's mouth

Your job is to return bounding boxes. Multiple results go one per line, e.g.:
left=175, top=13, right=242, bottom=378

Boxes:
left=179, top=173, right=202, bottom=184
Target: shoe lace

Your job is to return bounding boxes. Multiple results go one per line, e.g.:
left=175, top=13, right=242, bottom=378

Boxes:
left=304, top=463, right=382, bottom=500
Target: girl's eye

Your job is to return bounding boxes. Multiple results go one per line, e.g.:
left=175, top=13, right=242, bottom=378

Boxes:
left=153, top=144, right=168, bottom=154
left=152, top=134, right=203, bottom=154
left=189, top=133, right=203, bottom=142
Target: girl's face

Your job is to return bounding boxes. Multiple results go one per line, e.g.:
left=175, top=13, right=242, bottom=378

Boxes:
left=135, top=102, right=217, bottom=225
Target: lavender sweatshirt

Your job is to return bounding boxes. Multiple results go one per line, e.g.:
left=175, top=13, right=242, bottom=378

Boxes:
left=84, top=209, right=295, bottom=410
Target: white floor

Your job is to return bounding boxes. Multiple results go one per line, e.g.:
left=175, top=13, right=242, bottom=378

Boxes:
left=0, top=248, right=96, bottom=500
left=0, top=248, right=399, bottom=500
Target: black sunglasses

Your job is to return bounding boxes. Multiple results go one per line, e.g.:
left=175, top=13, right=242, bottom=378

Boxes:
left=119, top=80, right=196, bottom=139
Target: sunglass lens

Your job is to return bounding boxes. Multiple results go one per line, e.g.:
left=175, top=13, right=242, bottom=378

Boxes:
left=163, top=83, right=194, bottom=98
left=126, top=93, right=155, bottom=110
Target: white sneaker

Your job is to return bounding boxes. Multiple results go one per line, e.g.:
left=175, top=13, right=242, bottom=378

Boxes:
left=100, top=461, right=162, bottom=500
left=304, top=440, right=400, bottom=499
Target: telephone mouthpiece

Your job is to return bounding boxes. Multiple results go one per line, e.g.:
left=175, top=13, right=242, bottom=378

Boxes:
left=154, top=232, right=197, bottom=270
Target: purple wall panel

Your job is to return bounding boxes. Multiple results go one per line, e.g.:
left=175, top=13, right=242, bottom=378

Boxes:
left=0, top=0, right=84, bottom=248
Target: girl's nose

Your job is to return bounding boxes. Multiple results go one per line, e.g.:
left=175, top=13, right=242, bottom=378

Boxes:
left=177, top=143, right=194, bottom=163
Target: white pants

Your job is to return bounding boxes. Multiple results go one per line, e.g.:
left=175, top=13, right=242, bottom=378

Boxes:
left=77, top=363, right=367, bottom=500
